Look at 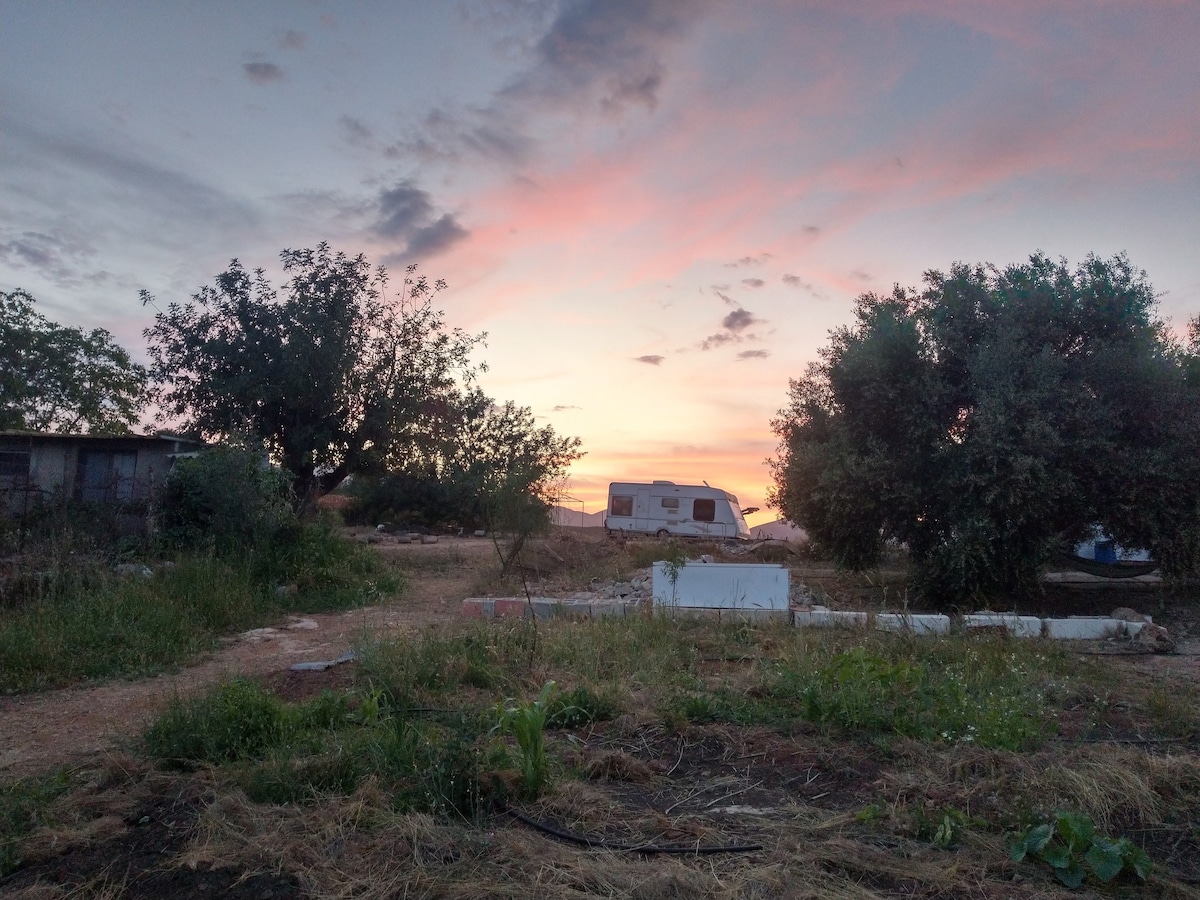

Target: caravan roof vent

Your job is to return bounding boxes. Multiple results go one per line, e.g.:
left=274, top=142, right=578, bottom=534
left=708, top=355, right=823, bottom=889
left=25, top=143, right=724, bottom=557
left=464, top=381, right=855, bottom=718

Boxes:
left=652, top=480, right=675, bottom=484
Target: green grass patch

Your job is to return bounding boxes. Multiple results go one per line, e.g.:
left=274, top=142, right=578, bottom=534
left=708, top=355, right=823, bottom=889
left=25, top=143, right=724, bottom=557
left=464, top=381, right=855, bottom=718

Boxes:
left=142, top=678, right=509, bottom=820
left=0, top=525, right=403, bottom=694
left=675, top=633, right=1066, bottom=749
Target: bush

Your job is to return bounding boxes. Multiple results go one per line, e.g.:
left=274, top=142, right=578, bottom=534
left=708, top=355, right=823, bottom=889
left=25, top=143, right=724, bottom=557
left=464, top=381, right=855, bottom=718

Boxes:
left=144, top=679, right=296, bottom=767
left=155, top=444, right=294, bottom=554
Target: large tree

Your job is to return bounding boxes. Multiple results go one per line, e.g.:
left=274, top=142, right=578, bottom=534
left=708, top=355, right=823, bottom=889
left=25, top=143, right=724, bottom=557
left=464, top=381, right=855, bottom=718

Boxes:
left=143, top=244, right=483, bottom=505
left=1, top=289, right=148, bottom=434
left=769, top=253, right=1199, bottom=602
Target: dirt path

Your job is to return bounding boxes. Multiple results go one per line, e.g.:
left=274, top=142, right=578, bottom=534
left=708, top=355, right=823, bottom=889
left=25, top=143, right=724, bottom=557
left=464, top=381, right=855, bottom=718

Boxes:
left=0, top=538, right=493, bottom=778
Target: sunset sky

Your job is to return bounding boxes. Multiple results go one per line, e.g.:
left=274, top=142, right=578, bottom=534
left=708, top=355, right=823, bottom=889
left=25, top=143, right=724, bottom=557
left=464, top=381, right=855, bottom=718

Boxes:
left=3, top=1, right=1198, bottom=525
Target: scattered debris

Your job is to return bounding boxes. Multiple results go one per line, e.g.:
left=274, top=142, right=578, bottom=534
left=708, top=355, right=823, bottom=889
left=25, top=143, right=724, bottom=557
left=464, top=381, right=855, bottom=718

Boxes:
left=1133, top=622, right=1176, bottom=653
left=114, top=563, right=152, bottom=578
left=289, top=649, right=356, bottom=672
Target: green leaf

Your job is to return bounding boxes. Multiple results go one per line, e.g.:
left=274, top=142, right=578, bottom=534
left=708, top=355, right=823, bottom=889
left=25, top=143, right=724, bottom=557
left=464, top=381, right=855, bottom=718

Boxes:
left=1127, top=845, right=1152, bottom=881
left=1024, top=823, right=1054, bottom=854
left=1040, top=843, right=1071, bottom=869
left=1055, top=861, right=1086, bottom=888
left=1056, top=811, right=1094, bottom=850
left=1009, top=840, right=1028, bottom=863
left=1085, top=840, right=1124, bottom=882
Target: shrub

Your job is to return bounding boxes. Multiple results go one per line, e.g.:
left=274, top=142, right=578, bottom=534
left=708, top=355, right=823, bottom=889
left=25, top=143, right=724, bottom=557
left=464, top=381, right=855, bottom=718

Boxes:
left=155, top=444, right=294, bottom=554
left=144, top=679, right=295, bottom=767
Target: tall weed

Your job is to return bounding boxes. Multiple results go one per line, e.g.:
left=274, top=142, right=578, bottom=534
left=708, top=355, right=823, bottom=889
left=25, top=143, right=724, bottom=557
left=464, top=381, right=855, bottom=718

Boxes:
left=0, top=525, right=400, bottom=693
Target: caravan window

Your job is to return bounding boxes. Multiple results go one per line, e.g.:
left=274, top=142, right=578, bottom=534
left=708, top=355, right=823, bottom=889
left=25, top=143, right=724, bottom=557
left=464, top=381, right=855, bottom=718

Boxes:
left=693, top=498, right=716, bottom=521
left=660, top=497, right=679, bottom=510
left=610, top=495, right=633, bottom=517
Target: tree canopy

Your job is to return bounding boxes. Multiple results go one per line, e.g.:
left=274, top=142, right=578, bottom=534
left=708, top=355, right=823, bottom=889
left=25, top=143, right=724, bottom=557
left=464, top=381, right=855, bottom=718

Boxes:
left=1, top=289, right=148, bottom=434
left=143, top=244, right=484, bottom=505
left=352, top=386, right=584, bottom=530
left=769, top=253, right=1200, bottom=602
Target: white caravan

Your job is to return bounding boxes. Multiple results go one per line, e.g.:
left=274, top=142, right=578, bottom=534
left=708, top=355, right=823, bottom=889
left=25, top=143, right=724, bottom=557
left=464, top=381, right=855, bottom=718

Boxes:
left=605, top=481, right=752, bottom=540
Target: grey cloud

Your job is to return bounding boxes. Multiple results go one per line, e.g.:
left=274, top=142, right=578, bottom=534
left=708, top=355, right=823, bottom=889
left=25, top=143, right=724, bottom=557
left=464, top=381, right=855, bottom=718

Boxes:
left=722, top=308, right=758, bottom=332
left=852, top=267, right=872, bottom=282
left=384, top=107, right=533, bottom=166
left=502, top=0, right=709, bottom=116
left=339, top=116, right=373, bottom=145
left=727, top=253, right=772, bottom=267
left=0, top=231, right=94, bottom=287
left=782, top=273, right=827, bottom=299
left=30, top=130, right=256, bottom=231
left=244, top=61, right=285, bottom=84
left=407, top=214, right=469, bottom=257
left=551, top=404, right=581, bottom=412
left=381, top=2, right=707, bottom=168
left=741, top=277, right=764, bottom=289
left=802, top=225, right=820, bottom=237
left=699, top=332, right=739, bottom=351
left=376, top=183, right=437, bottom=238
left=736, top=350, right=770, bottom=361
left=374, top=181, right=469, bottom=259
left=279, top=29, right=306, bottom=50
left=635, top=354, right=665, bottom=365
left=599, top=62, right=664, bottom=114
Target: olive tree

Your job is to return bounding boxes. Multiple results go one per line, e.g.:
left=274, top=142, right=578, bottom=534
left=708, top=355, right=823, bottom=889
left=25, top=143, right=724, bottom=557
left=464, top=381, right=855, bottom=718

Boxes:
left=769, top=253, right=1199, bottom=602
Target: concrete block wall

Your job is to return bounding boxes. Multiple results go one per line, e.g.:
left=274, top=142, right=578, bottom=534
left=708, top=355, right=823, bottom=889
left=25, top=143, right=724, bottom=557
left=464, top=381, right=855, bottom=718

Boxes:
left=461, top=597, right=636, bottom=621
left=462, top=598, right=1153, bottom=643
left=962, top=613, right=1043, bottom=638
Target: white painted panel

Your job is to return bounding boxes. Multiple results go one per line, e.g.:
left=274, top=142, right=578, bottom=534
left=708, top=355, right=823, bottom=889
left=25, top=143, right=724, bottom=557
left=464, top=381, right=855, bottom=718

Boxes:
left=652, top=562, right=789, bottom=610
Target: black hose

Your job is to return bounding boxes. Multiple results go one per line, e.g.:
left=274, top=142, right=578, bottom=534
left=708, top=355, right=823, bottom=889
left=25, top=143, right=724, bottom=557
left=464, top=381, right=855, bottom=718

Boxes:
left=504, top=807, right=763, bottom=855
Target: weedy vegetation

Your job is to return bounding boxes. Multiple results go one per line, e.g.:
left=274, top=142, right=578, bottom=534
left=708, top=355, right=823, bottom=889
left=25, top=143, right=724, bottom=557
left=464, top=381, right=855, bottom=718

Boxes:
left=2, top=532, right=1199, bottom=898
left=0, top=447, right=404, bottom=694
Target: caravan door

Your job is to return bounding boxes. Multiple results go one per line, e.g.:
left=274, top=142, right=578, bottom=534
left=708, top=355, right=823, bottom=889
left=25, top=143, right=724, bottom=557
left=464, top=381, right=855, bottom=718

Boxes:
left=634, top=487, right=651, bottom=532
left=690, top=495, right=728, bottom=538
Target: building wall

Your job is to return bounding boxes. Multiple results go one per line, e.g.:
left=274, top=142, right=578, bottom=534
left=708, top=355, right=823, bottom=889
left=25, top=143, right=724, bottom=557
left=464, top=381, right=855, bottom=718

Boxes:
left=1, top=435, right=196, bottom=515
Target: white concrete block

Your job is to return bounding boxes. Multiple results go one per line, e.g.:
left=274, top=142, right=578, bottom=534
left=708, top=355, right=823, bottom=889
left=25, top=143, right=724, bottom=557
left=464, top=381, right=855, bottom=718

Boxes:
left=963, top=613, right=1042, bottom=638
left=792, top=608, right=869, bottom=628
left=875, top=613, right=951, bottom=635
left=652, top=561, right=789, bottom=610
left=1042, top=617, right=1128, bottom=640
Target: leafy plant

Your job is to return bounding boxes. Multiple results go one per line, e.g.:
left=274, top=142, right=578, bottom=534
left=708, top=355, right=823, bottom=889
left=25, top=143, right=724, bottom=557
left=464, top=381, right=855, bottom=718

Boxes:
left=659, top=540, right=688, bottom=605
left=915, top=807, right=969, bottom=849
left=546, top=684, right=617, bottom=729
left=494, top=681, right=557, bottom=799
left=1010, top=812, right=1152, bottom=887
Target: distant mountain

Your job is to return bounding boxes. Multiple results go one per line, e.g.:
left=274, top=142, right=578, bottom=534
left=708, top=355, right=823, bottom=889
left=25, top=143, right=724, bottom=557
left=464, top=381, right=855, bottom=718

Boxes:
left=750, top=519, right=808, bottom=541
left=551, top=506, right=608, bottom=528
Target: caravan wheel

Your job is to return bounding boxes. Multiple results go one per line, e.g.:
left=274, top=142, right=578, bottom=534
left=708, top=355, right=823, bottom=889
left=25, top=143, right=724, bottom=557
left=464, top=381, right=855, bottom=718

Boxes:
left=656, top=529, right=670, bottom=538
